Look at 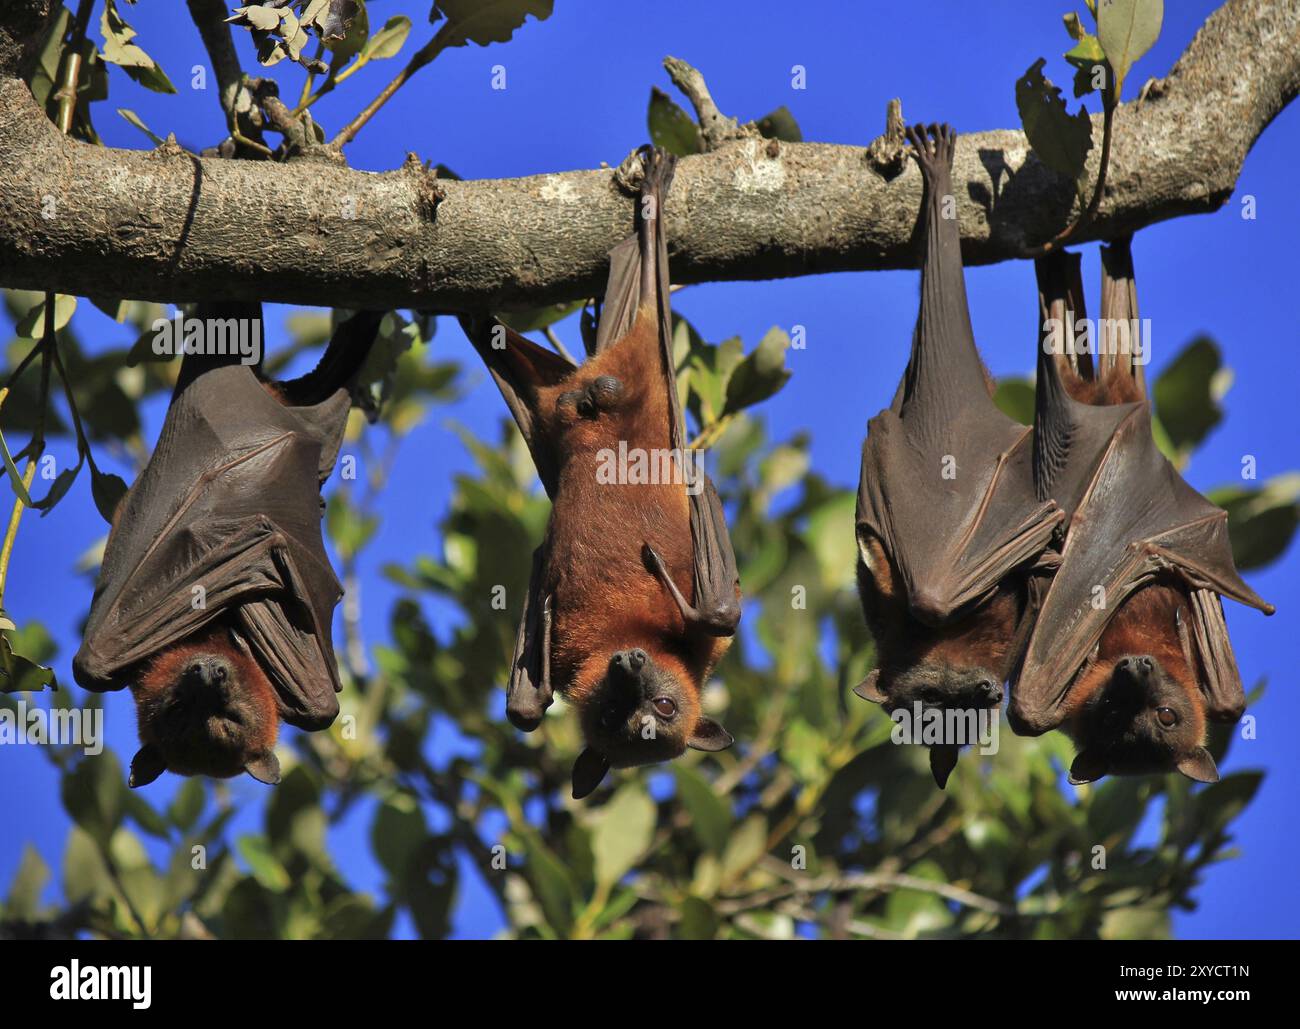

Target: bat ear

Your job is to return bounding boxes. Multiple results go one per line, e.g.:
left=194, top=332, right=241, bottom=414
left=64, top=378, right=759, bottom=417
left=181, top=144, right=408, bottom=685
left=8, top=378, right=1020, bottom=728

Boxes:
left=929, top=744, right=960, bottom=789
left=1176, top=747, right=1220, bottom=784
left=571, top=748, right=611, bottom=800
left=129, top=745, right=167, bottom=788
left=245, top=751, right=282, bottom=786
left=852, top=669, right=887, bottom=705
left=687, top=717, right=734, bottom=753
left=1067, top=749, right=1109, bottom=785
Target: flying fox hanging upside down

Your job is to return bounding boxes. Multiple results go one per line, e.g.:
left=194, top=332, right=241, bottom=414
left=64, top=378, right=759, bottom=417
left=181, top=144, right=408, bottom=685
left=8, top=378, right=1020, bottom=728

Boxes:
left=461, top=146, right=741, bottom=800
left=1010, top=240, right=1274, bottom=784
left=853, top=123, right=1063, bottom=788
left=73, top=304, right=383, bottom=787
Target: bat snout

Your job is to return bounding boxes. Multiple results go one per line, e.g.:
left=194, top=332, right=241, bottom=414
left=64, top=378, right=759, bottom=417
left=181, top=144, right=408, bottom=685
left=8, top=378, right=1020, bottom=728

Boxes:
left=1116, top=655, right=1155, bottom=685
left=184, top=655, right=233, bottom=694
left=971, top=678, right=1003, bottom=708
left=609, top=648, right=648, bottom=679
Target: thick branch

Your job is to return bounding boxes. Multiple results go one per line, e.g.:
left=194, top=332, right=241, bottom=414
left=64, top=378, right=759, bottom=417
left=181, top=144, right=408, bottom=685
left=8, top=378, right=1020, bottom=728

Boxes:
left=0, top=0, right=1296, bottom=311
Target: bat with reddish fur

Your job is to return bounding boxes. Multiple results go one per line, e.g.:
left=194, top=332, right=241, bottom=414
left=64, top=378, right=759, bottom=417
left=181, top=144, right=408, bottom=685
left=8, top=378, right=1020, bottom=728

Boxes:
left=1009, top=240, right=1274, bottom=784
left=460, top=146, right=741, bottom=800
left=853, top=123, right=1063, bottom=787
left=73, top=304, right=382, bottom=787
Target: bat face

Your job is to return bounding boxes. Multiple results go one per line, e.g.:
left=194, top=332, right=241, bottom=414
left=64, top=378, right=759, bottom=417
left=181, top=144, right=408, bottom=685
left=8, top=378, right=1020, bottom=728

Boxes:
left=1065, top=654, right=1214, bottom=784
left=854, top=532, right=1015, bottom=715
left=129, top=630, right=281, bottom=787
left=571, top=647, right=733, bottom=799
left=1061, top=585, right=1216, bottom=784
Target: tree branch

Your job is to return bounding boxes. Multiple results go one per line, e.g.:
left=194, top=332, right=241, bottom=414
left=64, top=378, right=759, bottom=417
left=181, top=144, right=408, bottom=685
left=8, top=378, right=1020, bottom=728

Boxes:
left=0, top=0, right=1296, bottom=311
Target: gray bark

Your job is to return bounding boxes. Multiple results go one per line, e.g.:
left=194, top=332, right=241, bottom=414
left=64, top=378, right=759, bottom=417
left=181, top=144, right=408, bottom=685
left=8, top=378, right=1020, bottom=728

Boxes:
left=0, top=0, right=1296, bottom=311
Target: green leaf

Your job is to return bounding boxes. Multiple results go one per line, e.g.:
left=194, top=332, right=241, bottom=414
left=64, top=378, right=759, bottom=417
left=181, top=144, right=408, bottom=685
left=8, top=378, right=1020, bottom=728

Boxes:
left=116, top=108, right=164, bottom=146
left=1096, top=0, right=1163, bottom=95
left=1064, top=34, right=1108, bottom=98
left=676, top=895, right=720, bottom=940
left=15, top=294, right=76, bottom=338
left=754, top=105, right=802, bottom=143
left=674, top=765, right=732, bottom=853
left=61, top=753, right=126, bottom=847
left=4, top=845, right=50, bottom=921
left=0, top=628, right=58, bottom=694
left=100, top=0, right=177, bottom=94
left=720, top=814, right=768, bottom=885
left=372, top=793, right=428, bottom=880
left=993, top=376, right=1035, bottom=425
left=1209, top=474, right=1300, bottom=571
left=648, top=87, right=702, bottom=157
left=327, top=0, right=370, bottom=67
left=359, top=15, right=411, bottom=61
left=237, top=834, right=292, bottom=892
left=1193, top=771, right=1262, bottom=840
left=430, top=0, right=553, bottom=47
left=91, top=468, right=128, bottom=525
left=590, top=785, right=657, bottom=888
left=1152, top=335, right=1229, bottom=458
left=522, top=834, right=577, bottom=936
left=167, top=779, right=206, bottom=831
left=723, top=327, right=792, bottom=415
left=1015, top=58, right=1093, bottom=197
left=0, top=427, right=32, bottom=506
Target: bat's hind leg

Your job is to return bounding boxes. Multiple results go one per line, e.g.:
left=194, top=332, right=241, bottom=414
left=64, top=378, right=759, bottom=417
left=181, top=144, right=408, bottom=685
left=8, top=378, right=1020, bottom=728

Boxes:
left=642, top=543, right=740, bottom=638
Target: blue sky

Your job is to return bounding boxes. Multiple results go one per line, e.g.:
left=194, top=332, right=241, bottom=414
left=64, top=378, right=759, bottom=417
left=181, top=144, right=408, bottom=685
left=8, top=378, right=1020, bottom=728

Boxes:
left=1, top=1, right=1296, bottom=938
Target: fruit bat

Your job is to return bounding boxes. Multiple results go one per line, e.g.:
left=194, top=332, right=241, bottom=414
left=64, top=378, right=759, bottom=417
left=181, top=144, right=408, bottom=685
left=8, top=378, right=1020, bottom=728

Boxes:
left=852, top=124, right=1063, bottom=787
left=72, top=304, right=383, bottom=787
left=1009, top=238, right=1274, bottom=784
left=459, top=146, right=741, bottom=800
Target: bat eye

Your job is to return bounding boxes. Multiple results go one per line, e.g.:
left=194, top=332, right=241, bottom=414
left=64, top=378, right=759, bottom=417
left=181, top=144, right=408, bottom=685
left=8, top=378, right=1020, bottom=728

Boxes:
left=212, top=665, right=227, bottom=684
left=652, top=697, right=677, bottom=718
left=188, top=663, right=202, bottom=677
left=1155, top=706, right=1178, bottom=728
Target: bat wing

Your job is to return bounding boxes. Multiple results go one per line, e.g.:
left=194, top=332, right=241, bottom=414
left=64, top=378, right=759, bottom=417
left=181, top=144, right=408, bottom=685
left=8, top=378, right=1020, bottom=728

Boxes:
left=1013, top=408, right=1273, bottom=733
left=459, top=314, right=575, bottom=500
left=505, top=545, right=554, bottom=732
left=599, top=147, right=741, bottom=635
left=1186, top=588, right=1246, bottom=723
left=857, top=126, right=1060, bottom=623
left=74, top=365, right=349, bottom=727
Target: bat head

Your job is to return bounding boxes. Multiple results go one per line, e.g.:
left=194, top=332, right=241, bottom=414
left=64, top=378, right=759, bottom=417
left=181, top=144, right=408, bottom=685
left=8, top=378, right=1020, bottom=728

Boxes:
left=1065, top=653, right=1216, bottom=785
left=129, top=631, right=281, bottom=787
left=854, top=535, right=1016, bottom=786
left=571, top=647, right=732, bottom=799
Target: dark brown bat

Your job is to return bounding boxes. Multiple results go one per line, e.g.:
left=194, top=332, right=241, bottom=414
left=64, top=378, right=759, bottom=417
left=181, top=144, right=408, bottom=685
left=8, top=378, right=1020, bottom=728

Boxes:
left=853, top=123, right=1063, bottom=787
left=1010, top=238, right=1274, bottom=784
left=460, top=146, right=740, bottom=800
left=73, top=304, right=382, bottom=787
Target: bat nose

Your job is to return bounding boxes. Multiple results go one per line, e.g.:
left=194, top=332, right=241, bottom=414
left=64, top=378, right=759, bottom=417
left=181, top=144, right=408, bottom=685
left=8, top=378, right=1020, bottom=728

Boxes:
left=610, top=649, right=647, bottom=674
left=1117, top=655, right=1154, bottom=683
left=188, top=658, right=230, bottom=690
left=974, top=678, right=1003, bottom=707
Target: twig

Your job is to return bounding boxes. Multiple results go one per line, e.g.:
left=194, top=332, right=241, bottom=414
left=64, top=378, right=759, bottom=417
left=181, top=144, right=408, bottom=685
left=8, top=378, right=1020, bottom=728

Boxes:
left=662, top=56, right=754, bottom=150
left=186, top=0, right=268, bottom=153
left=331, top=22, right=456, bottom=147
left=542, top=325, right=576, bottom=364
left=718, top=870, right=1017, bottom=918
